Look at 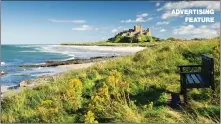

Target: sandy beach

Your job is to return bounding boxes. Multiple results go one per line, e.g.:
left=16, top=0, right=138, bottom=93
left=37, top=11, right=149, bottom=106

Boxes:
left=57, top=62, right=94, bottom=69
left=1, top=46, right=145, bottom=99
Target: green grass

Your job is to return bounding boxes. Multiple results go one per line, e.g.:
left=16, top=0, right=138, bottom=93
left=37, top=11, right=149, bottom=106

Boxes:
left=1, top=38, right=220, bottom=123
left=106, top=34, right=153, bottom=43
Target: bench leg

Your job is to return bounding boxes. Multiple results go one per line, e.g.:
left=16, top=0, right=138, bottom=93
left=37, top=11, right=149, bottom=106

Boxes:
left=211, top=84, right=215, bottom=91
left=180, top=86, right=184, bottom=95
left=183, top=88, right=188, bottom=104
left=180, top=75, right=184, bottom=95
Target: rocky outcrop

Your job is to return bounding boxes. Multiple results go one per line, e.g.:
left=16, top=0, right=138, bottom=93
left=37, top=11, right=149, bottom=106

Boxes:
left=20, top=80, right=31, bottom=87
left=19, top=75, right=55, bottom=87
left=1, top=71, right=7, bottom=76
left=2, top=75, right=57, bottom=99
left=19, top=56, right=118, bottom=67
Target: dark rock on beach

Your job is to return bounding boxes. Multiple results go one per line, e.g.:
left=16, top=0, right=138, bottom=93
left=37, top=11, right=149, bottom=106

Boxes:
left=20, top=75, right=55, bottom=87
left=19, top=56, right=119, bottom=67
left=1, top=75, right=57, bottom=99
left=1, top=71, right=7, bottom=76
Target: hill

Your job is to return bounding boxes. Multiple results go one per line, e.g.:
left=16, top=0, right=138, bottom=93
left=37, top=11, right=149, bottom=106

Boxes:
left=107, top=33, right=155, bottom=43
left=1, top=38, right=220, bottom=123
left=107, top=25, right=160, bottom=43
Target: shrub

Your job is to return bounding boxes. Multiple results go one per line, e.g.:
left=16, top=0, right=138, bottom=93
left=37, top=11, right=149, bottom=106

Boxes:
left=152, top=36, right=161, bottom=42
left=167, top=37, right=176, bottom=41
left=62, top=78, right=83, bottom=111
left=119, top=36, right=133, bottom=43
left=84, top=111, right=98, bottom=123
left=36, top=99, right=66, bottom=123
left=146, top=36, right=153, bottom=42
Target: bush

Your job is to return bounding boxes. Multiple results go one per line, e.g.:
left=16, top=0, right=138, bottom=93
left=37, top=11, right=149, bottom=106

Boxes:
left=146, top=36, right=153, bottom=42
left=62, top=78, right=83, bottom=111
left=167, top=37, right=176, bottom=41
left=36, top=99, right=66, bottom=123
left=119, top=36, right=133, bottom=43
left=152, top=36, right=161, bottom=42
left=84, top=111, right=98, bottom=123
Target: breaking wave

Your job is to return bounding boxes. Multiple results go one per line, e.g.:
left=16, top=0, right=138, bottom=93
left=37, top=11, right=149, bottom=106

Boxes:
left=1, top=62, right=6, bottom=65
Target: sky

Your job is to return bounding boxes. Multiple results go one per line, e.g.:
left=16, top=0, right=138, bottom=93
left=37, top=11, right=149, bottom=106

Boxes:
left=2, top=1, right=220, bottom=44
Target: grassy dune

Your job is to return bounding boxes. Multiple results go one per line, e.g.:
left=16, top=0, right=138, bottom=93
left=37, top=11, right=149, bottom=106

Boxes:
left=1, top=38, right=220, bottom=123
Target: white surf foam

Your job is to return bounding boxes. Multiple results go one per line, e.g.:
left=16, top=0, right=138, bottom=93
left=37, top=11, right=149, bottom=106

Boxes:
left=34, top=45, right=75, bottom=57
left=17, top=45, right=40, bottom=48
left=20, top=51, right=37, bottom=52
left=1, top=62, right=6, bottom=65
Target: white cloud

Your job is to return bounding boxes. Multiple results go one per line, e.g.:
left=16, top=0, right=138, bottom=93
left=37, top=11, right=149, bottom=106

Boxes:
left=111, top=29, right=118, bottom=33
left=156, top=2, right=160, bottom=7
left=156, top=21, right=170, bottom=25
left=209, top=22, right=220, bottom=34
left=160, top=29, right=167, bottom=32
left=121, top=17, right=152, bottom=23
left=121, top=12, right=153, bottom=23
left=111, top=26, right=128, bottom=34
left=48, top=19, right=86, bottom=23
left=209, top=22, right=220, bottom=29
left=121, top=17, right=145, bottom=23
left=135, top=17, right=146, bottom=22
left=72, top=25, right=99, bottom=31
left=136, top=13, right=148, bottom=18
left=152, top=26, right=163, bottom=30
left=172, top=24, right=219, bottom=38
left=158, top=1, right=220, bottom=11
left=161, top=11, right=182, bottom=19
left=147, top=17, right=153, bottom=21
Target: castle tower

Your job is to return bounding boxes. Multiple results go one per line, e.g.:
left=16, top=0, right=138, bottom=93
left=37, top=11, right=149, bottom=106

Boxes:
left=146, top=28, right=151, bottom=36
left=134, top=25, right=142, bottom=33
left=134, top=25, right=138, bottom=32
left=140, top=25, right=143, bottom=34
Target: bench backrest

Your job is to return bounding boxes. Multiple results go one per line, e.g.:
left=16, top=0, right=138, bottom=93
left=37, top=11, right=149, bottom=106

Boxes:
left=201, top=54, right=214, bottom=85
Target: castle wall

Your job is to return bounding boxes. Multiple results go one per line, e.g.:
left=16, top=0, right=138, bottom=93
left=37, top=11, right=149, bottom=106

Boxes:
left=120, top=26, right=151, bottom=36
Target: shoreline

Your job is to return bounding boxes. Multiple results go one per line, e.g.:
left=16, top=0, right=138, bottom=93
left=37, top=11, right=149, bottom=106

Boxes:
left=1, top=61, right=106, bottom=99
left=1, top=46, right=146, bottom=99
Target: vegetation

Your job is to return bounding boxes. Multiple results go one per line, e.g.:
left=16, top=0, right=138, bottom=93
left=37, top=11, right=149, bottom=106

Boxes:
left=167, top=37, right=176, bottom=41
left=152, top=36, right=161, bottom=42
left=107, top=34, right=154, bottom=43
left=1, top=38, right=220, bottom=123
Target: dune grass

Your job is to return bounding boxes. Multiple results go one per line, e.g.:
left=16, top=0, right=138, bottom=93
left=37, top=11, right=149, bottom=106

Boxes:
left=1, top=38, right=220, bottom=123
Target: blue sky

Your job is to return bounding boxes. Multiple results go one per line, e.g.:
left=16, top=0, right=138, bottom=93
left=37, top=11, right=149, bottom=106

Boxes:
left=2, top=1, right=220, bottom=44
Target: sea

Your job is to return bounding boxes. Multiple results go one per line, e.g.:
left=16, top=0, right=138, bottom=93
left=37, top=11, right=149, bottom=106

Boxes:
left=1, top=45, right=139, bottom=87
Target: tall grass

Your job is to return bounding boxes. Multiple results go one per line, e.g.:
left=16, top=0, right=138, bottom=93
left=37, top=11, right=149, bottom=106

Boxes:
left=1, top=38, right=220, bottom=123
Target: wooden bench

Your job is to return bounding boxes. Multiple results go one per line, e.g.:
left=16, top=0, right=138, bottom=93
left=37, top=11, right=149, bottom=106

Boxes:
left=178, top=54, right=215, bottom=103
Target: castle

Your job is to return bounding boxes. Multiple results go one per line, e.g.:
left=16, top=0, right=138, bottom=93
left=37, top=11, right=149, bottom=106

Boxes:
left=117, top=25, right=151, bottom=36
